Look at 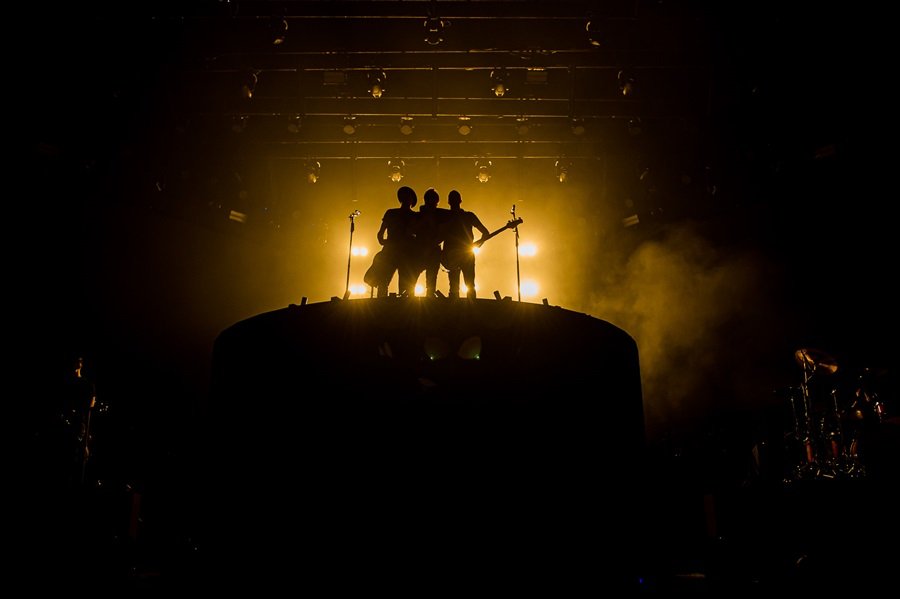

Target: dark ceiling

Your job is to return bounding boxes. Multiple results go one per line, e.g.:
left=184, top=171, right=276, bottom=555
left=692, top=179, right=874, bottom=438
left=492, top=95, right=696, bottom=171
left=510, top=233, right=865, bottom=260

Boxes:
left=26, top=1, right=739, bottom=161
left=23, top=0, right=868, bottom=200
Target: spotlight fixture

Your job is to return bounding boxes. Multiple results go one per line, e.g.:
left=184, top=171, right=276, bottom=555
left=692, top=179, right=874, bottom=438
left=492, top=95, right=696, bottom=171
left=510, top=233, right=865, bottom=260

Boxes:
left=399, top=115, right=414, bottom=136
left=270, top=17, right=288, bottom=45
left=585, top=17, right=602, bottom=47
left=231, top=115, right=248, bottom=133
left=305, top=160, right=321, bottom=184
left=388, top=158, right=406, bottom=182
left=515, top=116, right=530, bottom=135
left=618, top=68, right=636, bottom=97
left=570, top=118, right=586, bottom=136
left=555, top=158, right=572, bottom=183
left=475, top=159, right=492, bottom=183
left=627, top=117, right=642, bottom=136
left=342, top=116, right=357, bottom=135
left=240, top=70, right=259, bottom=100
left=490, top=68, right=509, bottom=97
left=367, top=70, right=387, bottom=98
left=457, top=116, right=472, bottom=136
left=424, top=15, right=447, bottom=45
left=287, top=114, right=303, bottom=134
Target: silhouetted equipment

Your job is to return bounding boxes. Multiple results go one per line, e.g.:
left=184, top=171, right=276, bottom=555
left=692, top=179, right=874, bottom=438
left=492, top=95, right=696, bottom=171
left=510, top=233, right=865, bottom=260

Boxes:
left=203, top=298, right=645, bottom=590
left=784, top=348, right=875, bottom=481
left=794, top=347, right=839, bottom=375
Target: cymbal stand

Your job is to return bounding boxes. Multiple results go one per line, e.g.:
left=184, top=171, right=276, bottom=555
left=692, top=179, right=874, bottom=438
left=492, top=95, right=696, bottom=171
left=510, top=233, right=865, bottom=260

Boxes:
left=795, top=360, right=818, bottom=478
left=823, top=387, right=849, bottom=477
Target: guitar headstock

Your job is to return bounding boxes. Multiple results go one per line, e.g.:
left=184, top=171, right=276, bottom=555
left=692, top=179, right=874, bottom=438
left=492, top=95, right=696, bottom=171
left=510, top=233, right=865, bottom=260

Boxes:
left=505, top=217, right=523, bottom=229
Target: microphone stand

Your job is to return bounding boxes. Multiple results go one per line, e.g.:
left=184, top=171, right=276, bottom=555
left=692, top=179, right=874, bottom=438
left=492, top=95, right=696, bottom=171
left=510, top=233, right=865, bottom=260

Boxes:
left=512, top=204, right=521, bottom=302
left=345, top=210, right=360, bottom=299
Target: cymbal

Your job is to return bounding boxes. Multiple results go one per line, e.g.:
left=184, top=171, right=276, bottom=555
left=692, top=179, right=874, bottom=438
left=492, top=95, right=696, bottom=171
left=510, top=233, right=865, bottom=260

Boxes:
left=794, top=348, right=838, bottom=374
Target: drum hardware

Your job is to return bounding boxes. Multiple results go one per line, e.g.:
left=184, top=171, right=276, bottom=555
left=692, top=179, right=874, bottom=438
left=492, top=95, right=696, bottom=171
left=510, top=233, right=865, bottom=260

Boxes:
left=785, top=348, right=856, bottom=481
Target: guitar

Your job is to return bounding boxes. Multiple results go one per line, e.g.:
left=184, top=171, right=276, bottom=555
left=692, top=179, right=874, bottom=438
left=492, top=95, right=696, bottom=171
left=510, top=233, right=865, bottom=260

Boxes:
left=440, top=217, right=522, bottom=270
left=363, top=248, right=393, bottom=288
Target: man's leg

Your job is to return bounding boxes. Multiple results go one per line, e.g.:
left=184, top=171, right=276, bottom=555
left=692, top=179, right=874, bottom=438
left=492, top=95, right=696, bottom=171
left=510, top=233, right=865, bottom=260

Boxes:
left=462, top=262, right=477, bottom=299
left=448, top=268, right=461, bottom=298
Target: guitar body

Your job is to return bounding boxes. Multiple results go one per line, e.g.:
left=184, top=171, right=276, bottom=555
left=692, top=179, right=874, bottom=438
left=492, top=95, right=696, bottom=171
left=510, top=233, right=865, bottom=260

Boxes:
left=363, top=249, right=394, bottom=287
left=440, top=246, right=474, bottom=271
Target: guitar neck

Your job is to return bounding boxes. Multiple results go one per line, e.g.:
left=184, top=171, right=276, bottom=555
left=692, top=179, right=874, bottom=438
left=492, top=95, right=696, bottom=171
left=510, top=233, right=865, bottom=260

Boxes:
left=481, top=226, right=507, bottom=244
left=477, top=218, right=521, bottom=247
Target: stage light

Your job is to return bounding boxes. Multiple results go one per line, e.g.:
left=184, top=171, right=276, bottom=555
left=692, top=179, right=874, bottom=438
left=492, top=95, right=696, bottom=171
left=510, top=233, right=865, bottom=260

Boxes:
left=628, top=117, right=642, bottom=136
left=618, top=68, right=636, bottom=96
left=350, top=247, right=369, bottom=257
left=305, top=160, right=321, bottom=184
left=342, top=116, right=357, bottom=135
left=515, top=117, right=530, bottom=135
left=555, top=158, right=571, bottom=183
left=490, top=68, right=509, bottom=97
left=585, top=17, right=602, bottom=47
left=287, top=114, right=302, bottom=133
left=240, top=70, right=259, bottom=100
left=424, top=16, right=447, bottom=45
left=518, top=243, right=537, bottom=257
left=231, top=116, right=248, bottom=133
left=399, top=115, right=414, bottom=135
left=367, top=70, right=387, bottom=98
left=270, top=17, right=288, bottom=45
left=570, top=118, right=586, bottom=136
left=475, top=159, right=492, bottom=183
left=388, top=158, right=405, bottom=182
left=457, top=116, right=472, bottom=136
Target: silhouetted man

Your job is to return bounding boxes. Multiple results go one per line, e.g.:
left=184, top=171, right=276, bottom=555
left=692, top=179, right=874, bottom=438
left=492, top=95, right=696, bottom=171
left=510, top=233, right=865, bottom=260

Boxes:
left=367, top=186, right=418, bottom=297
left=441, top=190, right=490, bottom=299
left=413, top=188, right=448, bottom=297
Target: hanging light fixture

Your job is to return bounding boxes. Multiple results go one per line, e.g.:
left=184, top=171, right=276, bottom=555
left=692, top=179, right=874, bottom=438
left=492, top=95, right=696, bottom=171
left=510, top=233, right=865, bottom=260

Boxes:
left=424, top=15, right=447, bottom=45
left=585, top=17, right=602, bottom=47
left=555, top=158, right=572, bottom=183
left=367, top=70, right=387, bottom=98
left=270, top=17, right=288, bottom=45
left=231, top=115, right=248, bottom=133
left=287, top=114, right=303, bottom=134
left=399, top=115, right=415, bottom=136
left=570, top=118, right=586, bottom=136
left=342, top=116, right=358, bottom=135
left=457, top=116, right=472, bottom=136
left=240, top=70, right=259, bottom=100
left=627, top=117, right=642, bottom=136
left=515, top=116, right=530, bottom=136
left=305, top=160, right=321, bottom=184
left=618, top=68, right=636, bottom=97
left=490, top=68, right=509, bottom=97
left=388, top=159, right=406, bottom=182
left=475, top=159, right=492, bottom=183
